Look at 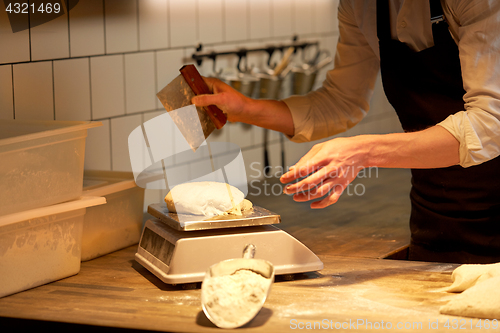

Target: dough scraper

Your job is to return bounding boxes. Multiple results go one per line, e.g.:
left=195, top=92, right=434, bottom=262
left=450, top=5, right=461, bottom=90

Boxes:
left=156, top=64, right=227, bottom=152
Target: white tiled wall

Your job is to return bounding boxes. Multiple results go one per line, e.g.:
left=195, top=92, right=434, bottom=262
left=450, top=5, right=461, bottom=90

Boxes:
left=249, top=0, right=271, bottom=40
left=225, top=0, right=248, bottom=42
left=0, top=0, right=401, bottom=210
left=13, top=62, right=54, bottom=120
left=169, top=0, right=197, bottom=48
left=0, top=65, right=13, bottom=119
left=138, top=0, right=169, bottom=51
left=198, top=0, right=223, bottom=45
left=90, top=54, right=125, bottom=119
left=54, top=58, right=91, bottom=121
left=0, top=8, right=30, bottom=64
left=68, top=0, right=106, bottom=57
left=124, top=52, right=156, bottom=114
left=104, top=0, right=139, bottom=54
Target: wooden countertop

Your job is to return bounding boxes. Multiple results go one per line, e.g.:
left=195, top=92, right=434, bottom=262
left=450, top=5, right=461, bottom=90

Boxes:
left=0, top=247, right=471, bottom=332
left=2, top=168, right=478, bottom=332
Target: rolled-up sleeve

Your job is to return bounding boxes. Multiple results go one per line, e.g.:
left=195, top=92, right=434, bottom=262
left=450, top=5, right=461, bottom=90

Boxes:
left=438, top=0, right=500, bottom=167
left=283, top=0, right=380, bottom=143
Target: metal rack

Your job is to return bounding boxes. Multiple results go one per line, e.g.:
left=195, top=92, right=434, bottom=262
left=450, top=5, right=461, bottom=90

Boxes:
left=190, top=37, right=319, bottom=72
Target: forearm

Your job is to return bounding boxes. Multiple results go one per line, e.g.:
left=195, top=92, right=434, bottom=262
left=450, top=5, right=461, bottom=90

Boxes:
left=360, top=125, right=460, bottom=169
left=192, top=77, right=295, bottom=136
left=281, top=125, right=460, bottom=208
left=241, top=99, right=295, bottom=137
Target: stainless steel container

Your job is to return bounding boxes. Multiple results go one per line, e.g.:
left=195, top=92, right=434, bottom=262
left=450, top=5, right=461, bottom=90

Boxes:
left=257, top=74, right=283, bottom=99
left=292, top=68, right=317, bottom=95
left=226, top=74, right=259, bottom=97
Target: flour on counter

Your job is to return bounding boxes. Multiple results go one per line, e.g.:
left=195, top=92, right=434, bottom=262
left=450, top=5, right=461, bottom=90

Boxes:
left=202, top=269, right=269, bottom=328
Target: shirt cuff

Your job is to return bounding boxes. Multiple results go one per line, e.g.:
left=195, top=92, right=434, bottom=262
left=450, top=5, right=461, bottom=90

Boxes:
left=438, top=112, right=485, bottom=168
left=282, top=95, right=314, bottom=143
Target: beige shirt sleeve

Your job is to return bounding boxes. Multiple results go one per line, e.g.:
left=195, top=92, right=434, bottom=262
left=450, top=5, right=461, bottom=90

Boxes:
left=437, top=0, right=500, bottom=167
left=283, top=0, right=379, bottom=143
left=285, top=0, right=500, bottom=168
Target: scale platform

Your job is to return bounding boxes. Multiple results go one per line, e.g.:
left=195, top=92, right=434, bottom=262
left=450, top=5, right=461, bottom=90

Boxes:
left=135, top=204, right=324, bottom=285
left=147, top=203, right=281, bottom=231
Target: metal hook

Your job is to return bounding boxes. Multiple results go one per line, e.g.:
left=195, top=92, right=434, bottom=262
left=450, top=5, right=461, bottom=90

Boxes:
left=265, top=47, right=276, bottom=69
left=298, top=44, right=308, bottom=64
left=193, top=43, right=204, bottom=66
left=236, top=49, right=248, bottom=73
left=208, top=52, right=222, bottom=78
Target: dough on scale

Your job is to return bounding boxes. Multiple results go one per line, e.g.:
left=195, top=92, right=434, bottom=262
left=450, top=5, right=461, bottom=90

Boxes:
left=165, top=181, right=253, bottom=217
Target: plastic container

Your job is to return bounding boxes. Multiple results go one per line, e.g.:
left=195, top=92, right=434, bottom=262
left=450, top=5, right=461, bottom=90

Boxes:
left=0, top=119, right=102, bottom=216
left=81, top=170, right=145, bottom=261
left=0, top=196, right=106, bottom=298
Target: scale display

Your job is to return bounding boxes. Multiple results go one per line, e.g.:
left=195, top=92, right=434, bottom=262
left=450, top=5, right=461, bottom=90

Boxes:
left=139, top=227, right=175, bottom=267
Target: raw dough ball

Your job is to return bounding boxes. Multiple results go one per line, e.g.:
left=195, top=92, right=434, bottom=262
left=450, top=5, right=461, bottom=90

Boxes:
left=440, top=276, right=500, bottom=319
left=165, top=182, right=252, bottom=217
left=444, top=262, right=500, bottom=293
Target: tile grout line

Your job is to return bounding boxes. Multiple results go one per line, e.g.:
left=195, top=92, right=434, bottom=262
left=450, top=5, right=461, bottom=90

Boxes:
left=136, top=0, right=140, bottom=51
left=312, top=0, right=317, bottom=34
left=270, top=0, right=274, bottom=37
left=102, top=0, right=107, bottom=54
left=167, top=0, right=171, bottom=48
left=153, top=51, right=158, bottom=107
left=11, top=64, right=15, bottom=119
left=88, top=57, right=93, bottom=121
left=108, top=119, right=113, bottom=170
left=165, top=0, right=172, bottom=47
left=52, top=60, right=56, bottom=120
left=246, top=0, right=250, bottom=40
left=28, top=0, right=32, bottom=62
left=195, top=0, right=199, bottom=43
left=66, top=0, right=71, bottom=58
left=221, top=0, right=226, bottom=43
left=0, top=31, right=339, bottom=66
left=123, top=54, right=127, bottom=115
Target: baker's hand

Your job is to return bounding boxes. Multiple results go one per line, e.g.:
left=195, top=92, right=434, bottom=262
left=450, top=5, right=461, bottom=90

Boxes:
left=280, top=137, right=368, bottom=209
left=191, top=77, right=251, bottom=123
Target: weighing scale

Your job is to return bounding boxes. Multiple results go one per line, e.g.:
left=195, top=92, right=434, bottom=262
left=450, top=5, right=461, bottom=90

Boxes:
left=135, top=203, right=324, bottom=286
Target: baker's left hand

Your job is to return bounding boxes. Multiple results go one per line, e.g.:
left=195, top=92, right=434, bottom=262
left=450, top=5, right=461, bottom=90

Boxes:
left=280, top=136, right=368, bottom=209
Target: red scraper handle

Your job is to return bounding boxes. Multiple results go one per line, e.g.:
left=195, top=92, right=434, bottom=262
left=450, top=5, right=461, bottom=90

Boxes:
left=180, top=64, right=227, bottom=129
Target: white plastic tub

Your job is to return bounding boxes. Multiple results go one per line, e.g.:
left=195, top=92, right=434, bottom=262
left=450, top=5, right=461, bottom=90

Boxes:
left=0, top=119, right=101, bottom=216
left=0, top=196, right=106, bottom=298
left=81, top=171, right=145, bottom=261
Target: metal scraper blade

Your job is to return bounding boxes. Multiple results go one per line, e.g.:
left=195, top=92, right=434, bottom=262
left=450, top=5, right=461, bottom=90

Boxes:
left=156, top=75, right=216, bottom=152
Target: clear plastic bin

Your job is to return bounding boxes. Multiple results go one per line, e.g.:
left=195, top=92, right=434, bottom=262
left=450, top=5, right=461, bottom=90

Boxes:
left=0, top=196, right=106, bottom=298
left=82, top=170, right=145, bottom=261
left=0, top=119, right=102, bottom=216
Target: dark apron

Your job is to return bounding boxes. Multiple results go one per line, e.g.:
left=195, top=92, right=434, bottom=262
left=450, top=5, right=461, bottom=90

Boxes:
left=377, top=0, right=500, bottom=263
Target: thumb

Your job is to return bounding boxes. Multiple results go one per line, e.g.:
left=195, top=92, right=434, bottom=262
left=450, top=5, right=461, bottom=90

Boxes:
left=192, top=94, right=219, bottom=107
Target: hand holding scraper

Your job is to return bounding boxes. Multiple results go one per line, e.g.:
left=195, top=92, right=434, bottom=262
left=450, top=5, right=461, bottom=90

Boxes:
left=156, top=65, right=227, bottom=151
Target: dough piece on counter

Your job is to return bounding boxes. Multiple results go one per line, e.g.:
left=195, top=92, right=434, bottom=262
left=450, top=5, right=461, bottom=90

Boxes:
left=165, top=182, right=253, bottom=217
left=444, top=262, right=500, bottom=293
left=440, top=276, right=500, bottom=319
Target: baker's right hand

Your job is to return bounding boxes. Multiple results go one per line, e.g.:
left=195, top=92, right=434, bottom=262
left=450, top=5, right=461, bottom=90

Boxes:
left=192, top=77, right=251, bottom=123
